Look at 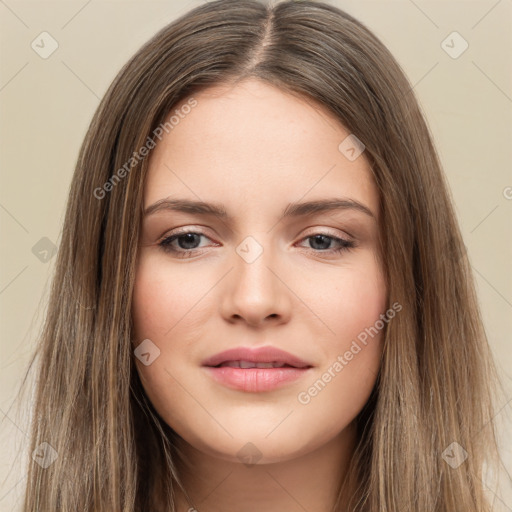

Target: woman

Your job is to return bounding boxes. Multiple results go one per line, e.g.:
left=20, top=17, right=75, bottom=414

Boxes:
left=20, top=0, right=504, bottom=510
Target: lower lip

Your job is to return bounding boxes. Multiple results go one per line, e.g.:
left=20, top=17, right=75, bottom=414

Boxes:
left=203, top=366, right=311, bottom=392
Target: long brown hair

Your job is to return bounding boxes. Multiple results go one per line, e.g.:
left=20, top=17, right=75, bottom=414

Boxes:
left=17, top=0, right=505, bottom=510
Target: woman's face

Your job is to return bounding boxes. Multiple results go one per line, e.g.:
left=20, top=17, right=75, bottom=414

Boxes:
left=132, top=78, right=387, bottom=464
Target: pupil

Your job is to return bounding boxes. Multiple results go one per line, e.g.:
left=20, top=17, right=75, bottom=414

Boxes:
left=178, top=233, right=199, bottom=250
left=311, top=235, right=330, bottom=250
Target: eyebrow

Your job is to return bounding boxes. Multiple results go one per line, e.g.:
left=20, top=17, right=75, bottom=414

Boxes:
left=143, top=197, right=375, bottom=221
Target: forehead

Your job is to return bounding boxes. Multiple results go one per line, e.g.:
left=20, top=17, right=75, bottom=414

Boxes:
left=144, top=79, right=378, bottom=222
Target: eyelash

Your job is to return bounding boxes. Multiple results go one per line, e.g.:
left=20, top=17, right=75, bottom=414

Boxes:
left=157, top=229, right=356, bottom=258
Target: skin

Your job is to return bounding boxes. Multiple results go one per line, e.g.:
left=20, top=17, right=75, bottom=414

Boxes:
left=131, top=78, right=387, bottom=512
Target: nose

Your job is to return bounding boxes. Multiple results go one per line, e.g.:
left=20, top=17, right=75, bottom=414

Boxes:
left=220, top=238, right=292, bottom=328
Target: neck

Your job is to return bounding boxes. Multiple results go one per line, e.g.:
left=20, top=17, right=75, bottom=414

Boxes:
left=172, top=421, right=358, bottom=512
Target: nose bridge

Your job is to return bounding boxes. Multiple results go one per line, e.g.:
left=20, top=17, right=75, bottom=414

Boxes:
left=221, top=232, right=290, bottom=325
left=234, top=232, right=278, bottom=297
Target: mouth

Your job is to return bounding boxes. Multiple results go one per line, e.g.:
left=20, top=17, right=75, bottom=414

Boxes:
left=201, top=346, right=313, bottom=392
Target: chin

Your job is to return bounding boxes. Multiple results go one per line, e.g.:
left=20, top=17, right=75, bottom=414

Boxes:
left=175, top=419, right=326, bottom=465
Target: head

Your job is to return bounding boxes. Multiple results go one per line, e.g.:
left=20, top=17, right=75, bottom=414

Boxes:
left=22, top=1, right=502, bottom=511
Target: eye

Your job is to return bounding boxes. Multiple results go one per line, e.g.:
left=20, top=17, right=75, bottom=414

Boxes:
left=157, top=229, right=356, bottom=258
left=158, top=230, right=214, bottom=258
left=296, top=233, right=356, bottom=255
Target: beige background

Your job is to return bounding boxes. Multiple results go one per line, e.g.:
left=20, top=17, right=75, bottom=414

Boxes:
left=1, top=0, right=511, bottom=510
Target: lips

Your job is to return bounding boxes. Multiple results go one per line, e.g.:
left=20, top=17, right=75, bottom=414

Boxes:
left=201, top=346, right=312, bottom=369
left=201, top=346, right=313, bottom=392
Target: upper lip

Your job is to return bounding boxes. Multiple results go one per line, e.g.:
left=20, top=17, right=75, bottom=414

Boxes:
left=202, top=346, right=312, bottom=368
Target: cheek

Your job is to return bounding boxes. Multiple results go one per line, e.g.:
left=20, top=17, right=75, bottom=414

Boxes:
left=130, top=256, right=194, bottom=426
left=131, top=254, right=202, bottom=341
left=295, top=261, right=387, bottom=423
left=130, top=253, right=214, bottom=412
left=307, top=254, right=388, bottom=348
